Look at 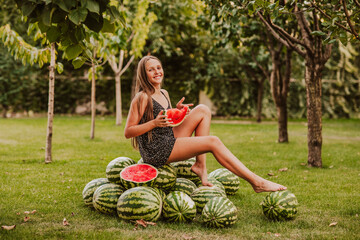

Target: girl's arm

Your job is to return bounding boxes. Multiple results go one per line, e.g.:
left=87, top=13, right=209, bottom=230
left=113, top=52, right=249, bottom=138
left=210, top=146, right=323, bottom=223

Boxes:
left=124, top=93, right=171, bottom=139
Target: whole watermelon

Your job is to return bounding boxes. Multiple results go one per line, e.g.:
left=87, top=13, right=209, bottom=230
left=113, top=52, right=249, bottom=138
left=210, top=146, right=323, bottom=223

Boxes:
left=170, top=158, right=200, bottom=183
left=163, top=191, right=196, bottom=222
left=106, top=157, right=136, bottom=184
left=202, top=196, right=238, bottom=228
left=117, top=186, right=162, bottom=221
left=260, top=190, right=298, bottom=221
left=153, top=164, right=177, bottom=192
left=190, top=186, right=227, bottom=213
left=82, top=178, right=110, bottom=207
left=196, top=177, right=226, bottom=193
left=92, top=183, right=124, bottom=214
left=208, top=168, right=240, bottom=195
left=170, top=178, right=197, bottom=196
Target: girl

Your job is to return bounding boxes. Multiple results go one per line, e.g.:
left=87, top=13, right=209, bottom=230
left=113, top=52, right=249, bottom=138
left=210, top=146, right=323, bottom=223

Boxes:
left=124, top=55, right=286, bottom=193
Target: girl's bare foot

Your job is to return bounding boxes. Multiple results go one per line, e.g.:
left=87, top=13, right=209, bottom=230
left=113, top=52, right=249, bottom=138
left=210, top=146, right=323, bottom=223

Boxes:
left=191, top=162, right=213, bottom=187
left=251, top=177, right=287, bottom=193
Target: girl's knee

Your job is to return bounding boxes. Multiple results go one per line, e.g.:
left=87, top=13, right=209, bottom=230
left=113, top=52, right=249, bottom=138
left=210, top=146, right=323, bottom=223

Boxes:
left=195, top=104, right=211, bottom=118
left=208, top=136, right=221, bottom=148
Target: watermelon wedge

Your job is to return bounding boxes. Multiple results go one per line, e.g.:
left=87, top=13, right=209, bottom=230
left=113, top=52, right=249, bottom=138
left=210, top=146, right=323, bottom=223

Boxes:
left=120, top=164, right=158, bottom=189
left=163, top=106, right=188, bottom=127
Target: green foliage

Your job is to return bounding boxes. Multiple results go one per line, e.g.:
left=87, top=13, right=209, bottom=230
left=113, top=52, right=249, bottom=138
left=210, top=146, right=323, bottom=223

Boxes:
left=14, top=0, right=123, bottom=64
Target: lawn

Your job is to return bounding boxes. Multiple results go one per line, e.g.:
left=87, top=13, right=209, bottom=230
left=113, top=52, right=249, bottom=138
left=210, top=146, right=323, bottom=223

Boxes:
left=0, top=116, right=359, bottom=240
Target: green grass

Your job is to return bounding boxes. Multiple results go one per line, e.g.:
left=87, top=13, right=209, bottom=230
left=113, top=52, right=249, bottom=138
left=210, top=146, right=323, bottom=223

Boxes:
left=0, top=116, right=359, bottom=239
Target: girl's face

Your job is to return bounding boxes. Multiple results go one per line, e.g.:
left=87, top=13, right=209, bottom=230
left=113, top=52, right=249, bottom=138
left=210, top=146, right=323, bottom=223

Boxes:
left=145, top=59, right=164, bottom=87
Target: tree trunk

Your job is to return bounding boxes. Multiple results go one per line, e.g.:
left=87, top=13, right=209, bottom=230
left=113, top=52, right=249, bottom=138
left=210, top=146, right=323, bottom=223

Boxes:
left=90, top=60, right=96, bottom=140
left=115, top=73, right=122, bottom=125
left=277, top=103, right=288, bottom=142
left=45, top=43, right=56, bottom=163
left=305, top=59, right=323, bottom=167
left=256, top=78, right=265, bottom=123
left=1, top=104, right=8, bottom=118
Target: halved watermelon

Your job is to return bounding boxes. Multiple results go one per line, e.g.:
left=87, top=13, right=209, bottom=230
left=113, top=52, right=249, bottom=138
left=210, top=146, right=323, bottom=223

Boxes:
left=120, top=163, right=158, bottom=189
left=163, top=105, right=188, bottom=127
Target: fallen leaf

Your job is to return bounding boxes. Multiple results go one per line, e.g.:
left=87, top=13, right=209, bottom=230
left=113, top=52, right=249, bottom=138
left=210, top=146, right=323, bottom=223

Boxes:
left=24, top=216, right=30, bottom=222
left=274, top=233, right=281, bottom=237
left=1, top=225, right=16, bottom=230
left=31, top=210, right=37, bottom=214
left=300, top=163, right=306, bottom=166
left=329, top=222, right=337, bottom=227
left=16, top=212, right=20, bottom=215
left=267, top=173, right=275, bottom=176
left=329, top=165, right=334, bottom=169
left=183, top=234, right=196, bottom=240
left=63, top=218, right=70, bottom=226
left=279, top=168, right=288, bottom=172
left=59, top=172, right=64, bottom=176
left=136, top=219, right=147, bottom=228
left=356, top=214, right=359, bottom=218
left=24, top=211, right=30, bottom=214
left=273, top=152, right=277, bottom=155
left=145, top=221, right=156, bottom=226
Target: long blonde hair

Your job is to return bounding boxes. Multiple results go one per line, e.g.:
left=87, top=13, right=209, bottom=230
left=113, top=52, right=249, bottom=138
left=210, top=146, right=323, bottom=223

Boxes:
left=131, top=55, right=163, bottom=149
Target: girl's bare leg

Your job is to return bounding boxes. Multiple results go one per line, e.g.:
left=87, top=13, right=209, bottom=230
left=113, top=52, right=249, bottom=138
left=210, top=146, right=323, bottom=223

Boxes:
left=166, top=136, right=287, bottom=193
left=172, top=104, right=212, bottom=186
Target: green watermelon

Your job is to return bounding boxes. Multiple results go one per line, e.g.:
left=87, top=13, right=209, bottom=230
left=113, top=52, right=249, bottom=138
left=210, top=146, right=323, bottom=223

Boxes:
left=170, top=178, right=197, bottom=196
left=208, top=168, right=240, bottom=195
left=190, top=186, right=227, bottom=213
left=82, top=178, right=110, bottom=207
left=153, top=164, right=177, bottom=192
left=196, top=177, right=226, bottom=193
left=170, top=158, right=200, bottom=182
left=163, top=191, right=196, bottom=222
left=117, top=186, right=162, bottom=221
left=260, top=190, right=298, bottom=221
left=201, top=196, right=238, bottom=228
left=120, top=163, right=158, bottom=189
left=92, top=183, right=124, bottom=214
left=106, top=157, right=136, bottom=184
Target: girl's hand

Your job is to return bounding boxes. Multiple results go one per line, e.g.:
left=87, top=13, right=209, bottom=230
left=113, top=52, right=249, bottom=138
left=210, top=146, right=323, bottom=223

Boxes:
left=176, top=97, right=193, bottom=114
left=154, top=110, right=173, bottom=127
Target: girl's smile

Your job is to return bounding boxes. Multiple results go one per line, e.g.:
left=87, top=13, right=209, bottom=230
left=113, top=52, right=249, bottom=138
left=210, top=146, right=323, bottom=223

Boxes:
left=145, top=59, right=164, bottom=86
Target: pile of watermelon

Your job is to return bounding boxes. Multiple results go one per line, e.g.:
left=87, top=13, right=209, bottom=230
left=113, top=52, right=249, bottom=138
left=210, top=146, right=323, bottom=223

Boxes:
left=83, top=156, right=298, bottom=227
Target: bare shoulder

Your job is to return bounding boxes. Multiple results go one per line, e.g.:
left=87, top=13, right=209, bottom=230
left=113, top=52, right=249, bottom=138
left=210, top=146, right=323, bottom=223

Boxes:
left=161, top=89, right=170, bottom=98
left=132, top=92, right=149, bottom=106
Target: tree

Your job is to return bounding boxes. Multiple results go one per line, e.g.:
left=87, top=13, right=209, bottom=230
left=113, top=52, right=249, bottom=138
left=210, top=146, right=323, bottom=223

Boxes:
left=13, top=0, right=121, bottom=163
left=205, top=2, right=294, bottom=142
left=101, top=0, right=156, bottom=125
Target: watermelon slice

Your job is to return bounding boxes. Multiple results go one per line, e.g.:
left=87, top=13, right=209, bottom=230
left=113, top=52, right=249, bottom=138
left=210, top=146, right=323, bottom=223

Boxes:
left=163, top=106, right=188, bottom=127
left=120, top=164, right=158, bottom=189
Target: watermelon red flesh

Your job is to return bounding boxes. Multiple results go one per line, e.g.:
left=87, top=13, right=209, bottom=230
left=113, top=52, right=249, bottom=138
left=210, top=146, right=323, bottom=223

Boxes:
left=121, top=164, right=157, bottom=183
left=164, top=106, right=188, bottom=126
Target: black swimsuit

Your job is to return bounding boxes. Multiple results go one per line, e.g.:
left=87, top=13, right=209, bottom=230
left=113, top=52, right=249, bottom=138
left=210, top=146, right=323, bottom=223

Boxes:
left=138, top=91, right=176, bottom=168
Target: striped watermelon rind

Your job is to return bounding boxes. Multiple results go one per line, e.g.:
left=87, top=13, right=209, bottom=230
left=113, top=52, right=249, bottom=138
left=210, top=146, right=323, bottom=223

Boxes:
left=106, top=157, right=136, bottom=184
left=202, top=196, right=238, bottom=228
left=163, top=191, right=196, bottom=222
left=208, top=168, right=240, bottom=195
left=92, top=183, right=124, bottom=214
left=170, top=178, right=197, bottom=196
left=153, top=164, right=177, bottom=192
left=260, top=190, right=298, bottom=221
left=120, top=163, right=158, bottom=190
left=170, top=158, right=200, bottom=182
left=197, top=177, right=226, bottom=193
left=190, top=186, right=227, bottom=213
left=117, top=186, right=162, bottom=221
left=82, top=178, right=111, bottom=207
